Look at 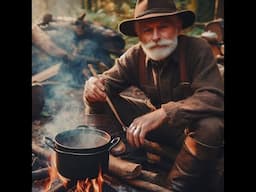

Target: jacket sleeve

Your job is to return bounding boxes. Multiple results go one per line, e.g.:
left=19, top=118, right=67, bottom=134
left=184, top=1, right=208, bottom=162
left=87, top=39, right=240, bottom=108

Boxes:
left=161, top=38, right=224, bottom=127
left=102, top=45, right=140, bottom=96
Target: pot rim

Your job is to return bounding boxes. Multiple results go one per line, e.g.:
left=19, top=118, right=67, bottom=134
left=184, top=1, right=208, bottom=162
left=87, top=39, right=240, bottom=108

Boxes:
left=54, top=125, right=112, bottom=151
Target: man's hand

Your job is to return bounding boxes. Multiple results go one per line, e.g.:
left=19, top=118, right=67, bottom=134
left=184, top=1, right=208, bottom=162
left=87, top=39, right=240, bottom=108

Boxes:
left=126, top=108, right=168, bottom=148
left=83, top=76, right=107, bottom=104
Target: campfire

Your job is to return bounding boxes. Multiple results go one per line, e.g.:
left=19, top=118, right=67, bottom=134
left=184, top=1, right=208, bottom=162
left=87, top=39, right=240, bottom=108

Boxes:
left=32, top=147, right=117, bottom=192
left=45, top=154, right=105, bottom=192
left=31, top=82, right=176, bottom=192
left=32, top=135, right=176, bottom=192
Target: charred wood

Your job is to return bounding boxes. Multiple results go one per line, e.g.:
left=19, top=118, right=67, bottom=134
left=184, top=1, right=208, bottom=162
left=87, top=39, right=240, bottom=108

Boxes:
left=105, top=173, right=172, bottom=192
left=32, top=142, right=52, bottom=161
left=48, top=183, right=66, bottom=192
left=32, top=155, right=48, bottom=170
left=32, top=168, right=49, bottom=181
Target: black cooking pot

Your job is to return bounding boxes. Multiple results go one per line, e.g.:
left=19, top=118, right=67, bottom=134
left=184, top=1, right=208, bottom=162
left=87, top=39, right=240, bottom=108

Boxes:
left=45, top=125, right=120, bottom=180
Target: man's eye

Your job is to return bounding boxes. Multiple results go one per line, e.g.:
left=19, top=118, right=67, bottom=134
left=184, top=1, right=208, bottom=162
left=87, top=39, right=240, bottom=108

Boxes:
left=142, top=28, right=152, bottom=33
left=159, top=25, right=169, bottom=29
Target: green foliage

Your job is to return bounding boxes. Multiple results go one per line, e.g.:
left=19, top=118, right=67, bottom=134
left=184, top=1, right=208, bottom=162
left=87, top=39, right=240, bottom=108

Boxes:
left=83, top=1, right=204, bottom=51
left=186, top=26, right=204, bottom=37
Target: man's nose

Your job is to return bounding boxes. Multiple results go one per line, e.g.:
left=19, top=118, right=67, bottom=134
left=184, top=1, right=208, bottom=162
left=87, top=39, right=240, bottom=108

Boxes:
left=152, top=28, right=160, bottom=42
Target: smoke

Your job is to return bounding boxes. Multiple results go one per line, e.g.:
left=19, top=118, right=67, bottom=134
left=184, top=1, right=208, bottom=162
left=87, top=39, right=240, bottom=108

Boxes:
left=42, top=83, right=85, bottom=138
left=32, top=0, right=123, bottom=145
left=32, top=0, right=82, bottom=25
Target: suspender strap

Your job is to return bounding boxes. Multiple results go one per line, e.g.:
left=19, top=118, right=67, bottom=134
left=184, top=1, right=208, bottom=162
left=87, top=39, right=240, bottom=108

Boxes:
left=139, top=49, right=147, bottom=85
left=178, top=37, right=189, bottom=83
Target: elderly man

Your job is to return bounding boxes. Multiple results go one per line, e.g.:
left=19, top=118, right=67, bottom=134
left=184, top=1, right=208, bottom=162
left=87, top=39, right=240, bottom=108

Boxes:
left=83, top=0, right=224, bottom=191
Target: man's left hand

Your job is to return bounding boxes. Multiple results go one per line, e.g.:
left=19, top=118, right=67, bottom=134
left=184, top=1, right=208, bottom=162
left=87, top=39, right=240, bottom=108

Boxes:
left=126, top=108, right=168, bottom=148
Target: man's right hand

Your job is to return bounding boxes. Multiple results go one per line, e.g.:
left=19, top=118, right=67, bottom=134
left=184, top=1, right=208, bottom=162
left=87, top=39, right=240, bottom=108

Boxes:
left=83, top=76, right=107, bottom=104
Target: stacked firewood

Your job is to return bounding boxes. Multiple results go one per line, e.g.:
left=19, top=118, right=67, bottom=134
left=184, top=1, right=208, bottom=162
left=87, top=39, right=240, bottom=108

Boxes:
left=32, top=141, right=177, bottom=192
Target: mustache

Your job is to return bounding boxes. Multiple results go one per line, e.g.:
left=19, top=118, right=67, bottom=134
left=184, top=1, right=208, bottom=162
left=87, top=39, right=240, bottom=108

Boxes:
left=143, top=39, right=176, bottom=49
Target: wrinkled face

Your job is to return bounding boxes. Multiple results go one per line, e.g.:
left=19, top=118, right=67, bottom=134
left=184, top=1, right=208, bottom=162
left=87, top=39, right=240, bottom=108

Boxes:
left=135, top=16, right=182, bottom=61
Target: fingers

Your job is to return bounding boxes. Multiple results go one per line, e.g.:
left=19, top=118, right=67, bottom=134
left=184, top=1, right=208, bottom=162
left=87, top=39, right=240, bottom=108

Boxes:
left=133, top=127, right=143, bottom=147
left=83, top=77, right=106, bottom=103
left=126, top=125, right=135, bottom=147
left=126, top=124, right=146, bottom=148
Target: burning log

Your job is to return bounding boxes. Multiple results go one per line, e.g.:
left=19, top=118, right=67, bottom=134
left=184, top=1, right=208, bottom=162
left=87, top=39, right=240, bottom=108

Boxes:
left=32, top=142, right=52, bottom=161
left=109, top=155, right=142, bottom=179
left=48, top=183, right=67, bottom=192
left=32, top=167, right=49, bottom=181
left=32, top=156, right=48, bottom=170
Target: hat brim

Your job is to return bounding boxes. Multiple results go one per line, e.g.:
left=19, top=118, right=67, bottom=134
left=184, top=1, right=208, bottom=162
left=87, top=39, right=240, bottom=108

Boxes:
left=119, top=10, right=195, bottom=37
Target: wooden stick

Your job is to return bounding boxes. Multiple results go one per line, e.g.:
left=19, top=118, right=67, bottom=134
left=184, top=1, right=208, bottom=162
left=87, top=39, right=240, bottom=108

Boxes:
left=88, top=63, right=178, bottom=161
left=88, top=63, right=127, bottom=130
left=120, top=94, right=156, bottom=111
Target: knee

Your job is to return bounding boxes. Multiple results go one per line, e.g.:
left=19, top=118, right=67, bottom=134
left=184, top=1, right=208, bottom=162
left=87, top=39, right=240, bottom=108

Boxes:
left=190, top=117, right=224, bottom=146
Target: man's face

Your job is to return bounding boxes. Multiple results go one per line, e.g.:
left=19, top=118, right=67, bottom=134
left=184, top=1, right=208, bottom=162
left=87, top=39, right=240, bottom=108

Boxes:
left=135, top=16, right=181, bottom=61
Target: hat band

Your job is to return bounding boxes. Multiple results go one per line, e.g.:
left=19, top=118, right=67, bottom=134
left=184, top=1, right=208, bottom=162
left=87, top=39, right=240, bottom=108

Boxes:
left=135, top=8, right=177, bottom=18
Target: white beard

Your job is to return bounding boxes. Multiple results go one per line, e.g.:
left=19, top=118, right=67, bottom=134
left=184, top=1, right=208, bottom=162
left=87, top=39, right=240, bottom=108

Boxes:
left=140, top=36, right=178, bottom=61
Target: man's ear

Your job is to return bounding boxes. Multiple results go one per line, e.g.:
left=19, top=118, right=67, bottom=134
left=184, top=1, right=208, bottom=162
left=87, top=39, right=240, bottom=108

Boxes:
left=134, top=22, right=140, bottom=36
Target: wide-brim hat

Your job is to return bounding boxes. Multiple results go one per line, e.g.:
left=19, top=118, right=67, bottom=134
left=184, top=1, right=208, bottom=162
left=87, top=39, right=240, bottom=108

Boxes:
left=119, top=0, right=195, bottom=37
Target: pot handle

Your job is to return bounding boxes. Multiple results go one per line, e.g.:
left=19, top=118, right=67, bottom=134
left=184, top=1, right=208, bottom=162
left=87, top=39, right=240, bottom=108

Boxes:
left=108, top=137, right=120, bottom=151
left=44, top=136, right=55, bottom=150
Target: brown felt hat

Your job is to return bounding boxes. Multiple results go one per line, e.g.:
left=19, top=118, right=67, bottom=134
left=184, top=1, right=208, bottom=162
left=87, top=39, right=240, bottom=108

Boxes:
left=119, top=0, right=195, bottom=36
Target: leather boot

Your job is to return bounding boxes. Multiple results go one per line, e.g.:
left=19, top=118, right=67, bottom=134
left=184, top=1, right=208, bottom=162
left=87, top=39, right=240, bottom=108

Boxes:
left=166, top=132, right=223, bottom=192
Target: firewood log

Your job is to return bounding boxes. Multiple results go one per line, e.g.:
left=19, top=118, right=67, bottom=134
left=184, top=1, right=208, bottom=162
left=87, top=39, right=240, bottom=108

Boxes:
left=125, top=179, right=171, bottom=192
left=32, top=142, right=52, bottom=161
left=32, top=63, right=61, bottom=83
left=109, top=155, right=142, bottom=179
left=32, top=168, right=49, bottom=181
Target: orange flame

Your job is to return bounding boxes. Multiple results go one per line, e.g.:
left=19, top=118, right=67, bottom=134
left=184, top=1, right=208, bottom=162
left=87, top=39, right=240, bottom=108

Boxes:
left=75, top=167, right=103, bottom=192
left=44, top=153, right=69, bottom=191
left=44, top=153, right=104, bottom=192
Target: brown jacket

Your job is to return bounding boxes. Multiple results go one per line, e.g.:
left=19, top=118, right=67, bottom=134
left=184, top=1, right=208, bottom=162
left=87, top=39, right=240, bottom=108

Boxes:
left=103, top=35, right=224, bottom=127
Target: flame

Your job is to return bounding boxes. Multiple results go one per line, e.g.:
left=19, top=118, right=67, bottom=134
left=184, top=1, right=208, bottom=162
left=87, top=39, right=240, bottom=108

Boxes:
left=75, top=167, right=103, bottom=192
left=44, top=153, right=104, bottom=192
left=43, top=153, right=69, bottom=191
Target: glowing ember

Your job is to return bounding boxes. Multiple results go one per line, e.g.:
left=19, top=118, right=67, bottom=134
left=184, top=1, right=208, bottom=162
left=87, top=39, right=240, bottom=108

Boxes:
left=44, top=153, right=104, bottom=192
